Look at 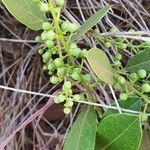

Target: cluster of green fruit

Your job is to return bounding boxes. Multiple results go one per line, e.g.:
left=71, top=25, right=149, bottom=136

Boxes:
left=33, top=0, right=90, bottom=114
left=114, top=68, right=150, bottom=101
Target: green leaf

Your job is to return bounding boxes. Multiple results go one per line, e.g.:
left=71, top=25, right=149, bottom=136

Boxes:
left=96, top=114, right=142, bottom=150
left=63, top=106, right=97, bottom=150
left=2, top=0, right=46, bottom=30
left=126, top=50, right=150, bottom=73
left=103, top=97, right=141, bottom=118
left=141, top=129, right=150, bottom=150
left=86, top=48, right=114, bottom=85
left=72, top=5, right=111, bottom=41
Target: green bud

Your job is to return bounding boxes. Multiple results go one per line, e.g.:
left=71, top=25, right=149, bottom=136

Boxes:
left=73, top=94, right=80, bottom=101
left=42, top=22, right=51, bottom=31
left=113, top=83, right=122, bottom=90
left=43, top=65, right=48, bottom=70
left=46, top=30, right=55, bottom=40
left=140, top=113, right=148, bottom=121
left=57, top=66, right=66, bottom=76
left=38, top=48, right=43, bottom=54
left=42, top=51, right=52, bottom=60
left=64, top=101, right=74, bottom=107
left=115, top=53, right=122, bottom=60
left=142, top=83, right=150, bottom=93
left=40, top=3, right=49, bottom=13
left=62, top=81, right=72, bottom=91
left=45, top=40, right=54, bottom=48
left=68, top=23, right=78, bottom=33
left=70, top=43, right=77, bottom=49
left=50, top=76, right=59, bottom=84
left=114, top=60, right=121, bottom=68
left=104, top=42, right=111, bottom=48
left=137, top=69, right=147, bottom=79
left=71, top=72, right=80, bottom=81
left=130, top=73, right=138, bottom=82
left=54, top=58, right=64, bottom=67
left=41, top=31, right=48, bottom=41
left=47, top=63, right=55, bottom=71
left=81, top=49, right=88, bottom=57
left=83, top=74, right=91, bottom=82
left=119, top=93, right=128, bottom=101
left=35, top=36, right=41, bottom=42
left=70, top=48, right=81, bottom=57
left=63, top=107, right=71, bottom=114
left=56, top=0, right=65, bottom=7
left=117, top=76, right=125, bottom=85
left=56, top=94, right=66, bottom=103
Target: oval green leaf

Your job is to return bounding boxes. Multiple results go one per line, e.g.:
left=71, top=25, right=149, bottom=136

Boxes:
left=72, top=5, right=111, bottom=41
left=126, top=50, right=150, bottom=73
left=63, top=106, right=97, bottom=150
left=96, top=114, right=142, bottom=150
left=2, top=0, right=46, bottom=30
left=86, top=48, right=114, bottom=85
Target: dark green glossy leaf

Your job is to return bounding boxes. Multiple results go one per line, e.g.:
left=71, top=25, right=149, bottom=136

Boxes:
left=96, top=114, right=142, bottom=150
left=72, top=5, right=111, bottom=41
left=126, top=50, right=150, bottom=73
left=63, top=106, right=97, bottom=150
left=2, top=0, right=46, bottom=30
left=86, top=48, right=114, bottom=85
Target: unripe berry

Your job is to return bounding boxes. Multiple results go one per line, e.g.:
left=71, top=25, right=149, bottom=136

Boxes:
left=70, top=43, right=77, bottom=49
left=43, top=65, right=48, bottom=70
left=42, top=51, right=51, bottom=60
left=63, top=107, right=71, bottom=114
left=118, top=43, right=127, bottom=49
left=130, top=73, right=138, bottom=81
left=50, top=76, right=59, bottom=84
left=54, top=58, right=64, bottom=67
left=41, top=31, right=48, bottom=41
left=56, top=0, right=65, bottom=7
left=54, top=95, right=65, bottom=103
left=57, top=66, right=66, bottom=76
left=68, top=23, right=78, bottom=33
left=113, top=83, right=122, bottom=90
left=119, top=93, right=128, bottom=101
left=71, top=72, right=80, bottom=81
left=61, top=21, right=69, bottom=31
left=35, top=36, right=41, bottom=42
left=138, top=69, right=147, bottom=79
left=114, top=60, right=121, bottom=68
left=46, top=30, right=55, bottom=40
left=116, top=37, right=124, bottom=43
left=83, top=74, right=91, bottom=82
left=117, top=76, right=125, bottom=85
left=140, top=113, right=148, bottom=121
left=70, top=48, right=81, bottom=57
left=73, top=94, right=80, bottom=101
left=45, top=40, right=54, bottom=48
left=38, top=48, right=43, bottom=54
left=81, top=49, right=88, bottom=57
left=64, top=101, right=74, bottom=107
left=115, top=53, right=122, bottom=60
left=40, top=3, right=49, bottom=13
left=62, top=81, right=72, bottom=91
left=142, top=83, right=150, bottom=93
left=47, top=63, right=55, bottom=71
left=42, top=22, right=51, bottom=31
left=104, top=42, right=111, bottom=48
